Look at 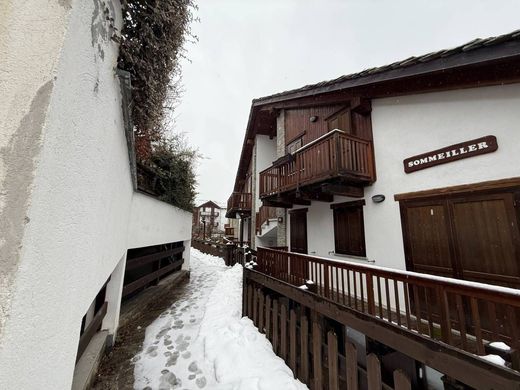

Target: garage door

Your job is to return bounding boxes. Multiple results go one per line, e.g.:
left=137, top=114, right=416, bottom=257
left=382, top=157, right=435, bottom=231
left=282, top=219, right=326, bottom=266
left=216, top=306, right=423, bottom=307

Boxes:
left=400, top=191, right=520, bottom=289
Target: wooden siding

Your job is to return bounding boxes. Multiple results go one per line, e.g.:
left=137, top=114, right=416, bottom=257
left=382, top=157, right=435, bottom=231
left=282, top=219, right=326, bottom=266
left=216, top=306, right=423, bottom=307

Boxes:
left=285, top=106, right=343, bottom=146
left=284, top=104, right=373, bottom=148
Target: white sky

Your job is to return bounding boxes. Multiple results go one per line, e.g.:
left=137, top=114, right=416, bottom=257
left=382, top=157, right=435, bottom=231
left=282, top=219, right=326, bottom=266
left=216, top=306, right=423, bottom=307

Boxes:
left=174, top=0, right=520, bottom=207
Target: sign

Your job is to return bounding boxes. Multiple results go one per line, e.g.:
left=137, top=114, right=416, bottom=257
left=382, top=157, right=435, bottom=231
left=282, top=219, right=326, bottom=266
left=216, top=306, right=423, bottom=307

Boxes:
left=404, top=135, right=498, bottom=173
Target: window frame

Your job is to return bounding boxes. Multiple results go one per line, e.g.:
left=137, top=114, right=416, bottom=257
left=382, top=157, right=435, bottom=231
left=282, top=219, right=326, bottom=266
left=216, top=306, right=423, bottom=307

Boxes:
left=330, top=200, right=366, bottom=257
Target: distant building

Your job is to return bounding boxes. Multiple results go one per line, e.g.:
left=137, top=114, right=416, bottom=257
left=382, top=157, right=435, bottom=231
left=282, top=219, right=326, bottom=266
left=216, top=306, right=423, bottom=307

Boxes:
left=193, top=200, right=227, bottom=239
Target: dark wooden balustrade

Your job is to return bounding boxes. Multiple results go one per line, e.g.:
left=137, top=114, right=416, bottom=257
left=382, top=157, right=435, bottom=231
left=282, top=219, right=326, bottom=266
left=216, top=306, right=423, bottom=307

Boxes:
left=226, top=192, right=252, bottom=216
left=256, top=206, right=277, bottom=234
left=259, top=130, right=375, bottom=198
left=255, top=247, right=520, bottom=358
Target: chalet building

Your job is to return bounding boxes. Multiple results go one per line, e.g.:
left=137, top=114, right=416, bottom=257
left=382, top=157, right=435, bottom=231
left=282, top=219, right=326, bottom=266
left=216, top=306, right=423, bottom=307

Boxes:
left=192, top=200, right=227, bottom=238
left=228, top=30, right=520, bottom=290
left=0, top=2, right=191, bottom=389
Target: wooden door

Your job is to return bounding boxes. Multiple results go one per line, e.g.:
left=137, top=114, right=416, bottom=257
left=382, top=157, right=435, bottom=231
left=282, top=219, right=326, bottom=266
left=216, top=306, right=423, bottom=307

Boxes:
left=401, top=189, right=520, bottom=340
left=401, top=199, right=456, bottom=279
left=449, top=193, right=520, bottom=289
left=290, top=210, right=308, bottom=254
left=401, top=191, right=520, bottom=288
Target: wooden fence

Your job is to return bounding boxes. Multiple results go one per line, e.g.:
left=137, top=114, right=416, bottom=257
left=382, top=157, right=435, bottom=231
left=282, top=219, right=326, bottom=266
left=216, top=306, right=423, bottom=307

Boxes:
left=244, top=269, right=520, bottom=390
left=256, top=247, right=520, bottom=357
left=191, top=239, right=254, bottom=266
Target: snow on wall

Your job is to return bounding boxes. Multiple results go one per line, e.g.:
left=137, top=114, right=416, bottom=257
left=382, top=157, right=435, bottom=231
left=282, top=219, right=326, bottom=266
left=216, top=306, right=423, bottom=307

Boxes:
left=0, top=1, right=192, bottom=389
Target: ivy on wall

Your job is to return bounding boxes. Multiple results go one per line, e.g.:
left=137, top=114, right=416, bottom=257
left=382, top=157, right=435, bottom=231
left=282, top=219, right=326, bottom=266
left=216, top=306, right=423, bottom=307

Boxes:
left=117, top=0, right=199, bottom=211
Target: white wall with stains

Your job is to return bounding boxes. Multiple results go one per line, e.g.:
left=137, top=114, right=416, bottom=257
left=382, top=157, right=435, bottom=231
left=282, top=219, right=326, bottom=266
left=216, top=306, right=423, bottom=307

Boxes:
left=0, top=1, right=192, bottom=388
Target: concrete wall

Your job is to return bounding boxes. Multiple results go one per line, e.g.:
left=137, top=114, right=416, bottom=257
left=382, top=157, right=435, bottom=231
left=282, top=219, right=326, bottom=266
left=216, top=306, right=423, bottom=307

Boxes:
left=0, top=1, right=192, bottom=388
left=286, top=83, right=520, bottom=271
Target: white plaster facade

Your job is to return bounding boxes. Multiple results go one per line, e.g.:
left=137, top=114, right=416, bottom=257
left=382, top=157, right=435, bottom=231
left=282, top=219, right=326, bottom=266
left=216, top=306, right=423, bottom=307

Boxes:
left=0, top=1, right=192, bottom=388
left=283, top=83, right=520, bottom=270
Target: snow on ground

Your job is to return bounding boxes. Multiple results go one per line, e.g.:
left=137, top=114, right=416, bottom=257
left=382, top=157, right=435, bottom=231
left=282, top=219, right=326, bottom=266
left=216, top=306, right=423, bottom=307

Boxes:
left=133, top=248, right=308, bottom=390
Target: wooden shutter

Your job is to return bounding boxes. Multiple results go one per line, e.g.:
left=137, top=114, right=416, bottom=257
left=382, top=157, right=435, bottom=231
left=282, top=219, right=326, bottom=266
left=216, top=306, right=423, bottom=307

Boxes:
left=331, top=201, right=366, bottom=256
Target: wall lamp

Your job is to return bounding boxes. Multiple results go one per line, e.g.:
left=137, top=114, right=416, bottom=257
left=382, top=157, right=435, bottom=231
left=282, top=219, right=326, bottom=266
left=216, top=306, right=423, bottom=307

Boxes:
left=371, top=194, right=386, bottom=203
left=278, top=217, right=283, bottom=223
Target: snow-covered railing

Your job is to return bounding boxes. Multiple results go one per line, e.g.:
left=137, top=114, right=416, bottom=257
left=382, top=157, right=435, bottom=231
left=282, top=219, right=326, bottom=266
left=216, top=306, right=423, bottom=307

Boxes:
left=255, top=247, right=520, bottom=360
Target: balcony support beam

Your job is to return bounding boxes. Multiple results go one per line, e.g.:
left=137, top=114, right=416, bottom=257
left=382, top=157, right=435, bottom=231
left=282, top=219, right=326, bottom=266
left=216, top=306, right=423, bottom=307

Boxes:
left=321, top=183, right=364, bottom=198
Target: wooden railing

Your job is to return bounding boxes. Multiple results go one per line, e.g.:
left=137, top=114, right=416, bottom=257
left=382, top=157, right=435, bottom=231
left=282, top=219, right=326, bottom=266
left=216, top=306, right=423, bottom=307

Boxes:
left=256, top=206, right=277, bottom=234
left=259, top=130, right=375, bottom=198
left=255, top=247, right=520, bottom=358
left=227, top=192, right=252, bottom=214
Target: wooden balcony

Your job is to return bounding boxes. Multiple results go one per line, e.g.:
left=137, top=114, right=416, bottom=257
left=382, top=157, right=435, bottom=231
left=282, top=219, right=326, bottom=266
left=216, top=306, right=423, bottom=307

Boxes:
left=244, top=247, right=520, bottom=388
left=259, top=130, right=375, bottom=200
left=226, top=192, right=252, bottom=218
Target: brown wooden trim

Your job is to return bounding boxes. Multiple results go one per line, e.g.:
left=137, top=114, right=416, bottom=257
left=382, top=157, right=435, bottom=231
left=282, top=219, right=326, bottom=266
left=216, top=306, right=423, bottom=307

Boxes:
left=76, top=301, right=108, bottom=363
left=330, top=199, right=366, bottom=209
left=288, top=208, right=308, bottom=214
left=403, top=135, right=498, bottom=173
left=245, top=270, right=520, bottom=390
left=126, top=246, right=184, bottom=271
left=394, top=177, right=520, bottom=201
left=122, top=259, right=183, bottom=297
left=324, top=105, right=350, bottom=121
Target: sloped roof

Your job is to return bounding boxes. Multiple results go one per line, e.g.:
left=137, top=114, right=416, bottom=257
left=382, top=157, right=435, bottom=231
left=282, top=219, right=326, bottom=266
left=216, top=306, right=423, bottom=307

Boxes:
left=196, top=200, right=222, bottom=209
left=252, top=29, right=520, bottom=106
left=231, top=29, right=520, bottom=193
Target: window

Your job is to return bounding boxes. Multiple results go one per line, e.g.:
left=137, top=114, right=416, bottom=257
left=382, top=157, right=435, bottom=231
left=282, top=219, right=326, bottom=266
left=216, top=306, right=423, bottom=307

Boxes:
left=286, top=135, right=303, bottom=154
left=331, top=200, right=366, bottom=256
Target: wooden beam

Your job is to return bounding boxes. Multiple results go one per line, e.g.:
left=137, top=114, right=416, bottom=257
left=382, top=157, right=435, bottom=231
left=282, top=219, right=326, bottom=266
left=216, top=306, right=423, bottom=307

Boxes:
left=262, top=199, right=293, bottom=208
left=298, top=190, right=334, bottom=203
left=126, top=246, right=184, bottom=271
left=122, top=259, right=183, bottom=297
left=321, top=183, right=364, bottom=198
left=394, top=176, right=520, bottom=201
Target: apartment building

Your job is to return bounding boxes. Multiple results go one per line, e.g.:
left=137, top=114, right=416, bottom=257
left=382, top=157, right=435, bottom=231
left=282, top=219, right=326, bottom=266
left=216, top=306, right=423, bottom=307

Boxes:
left=228, top=30, right=520, bottom=290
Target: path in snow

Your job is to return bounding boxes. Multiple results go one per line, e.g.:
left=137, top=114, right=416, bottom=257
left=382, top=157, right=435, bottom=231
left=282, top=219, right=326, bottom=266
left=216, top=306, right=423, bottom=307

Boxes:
left=133, top=248, right=307, bottom=390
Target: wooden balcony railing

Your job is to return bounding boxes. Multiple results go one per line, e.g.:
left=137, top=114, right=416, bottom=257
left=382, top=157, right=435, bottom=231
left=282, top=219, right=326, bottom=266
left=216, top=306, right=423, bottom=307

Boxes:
left=255, top=247, right=520, bottom=358
left=259, top=130, right=375, bottom=198
left=226, top=192, right=252, bottom=216
left=256, top=206, right=277, bottom=234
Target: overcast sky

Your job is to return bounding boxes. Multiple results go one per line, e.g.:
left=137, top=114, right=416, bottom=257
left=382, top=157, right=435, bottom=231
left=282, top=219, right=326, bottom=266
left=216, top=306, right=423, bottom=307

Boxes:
left=174, top=0, right=520, bottom=208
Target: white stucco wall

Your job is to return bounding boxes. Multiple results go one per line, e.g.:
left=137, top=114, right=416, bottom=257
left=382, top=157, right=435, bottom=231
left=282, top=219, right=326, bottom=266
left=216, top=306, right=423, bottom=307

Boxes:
left=255, top=135, right=277, bottom=212
left=289, top=83, right=520, bottom=273
left=0, top=1, right=192, bottom=389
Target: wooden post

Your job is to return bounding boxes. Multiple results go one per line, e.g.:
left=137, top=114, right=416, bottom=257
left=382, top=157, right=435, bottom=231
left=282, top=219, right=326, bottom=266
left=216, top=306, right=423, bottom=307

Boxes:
left=366, top=272, right=375, bottom=315
left=265, top=295, right=272, bottom=340
left=259, top=291, right=265, bottom=333
left=394, top=369, right=412, bottom=390
left=272, top=299, right=279, bottom=354
left=281, top=304, right=288, bottom=361
left=327, top=331, right=339, bottom=390
left=346, top=341, right=358, bottom=390
left=300, top=313, right=309, bottom=383
left=312, top=312, right=323, bottom=390
left=290, top=309, right=297, bottom=374
left=367, top=354, right=382, bottom=390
